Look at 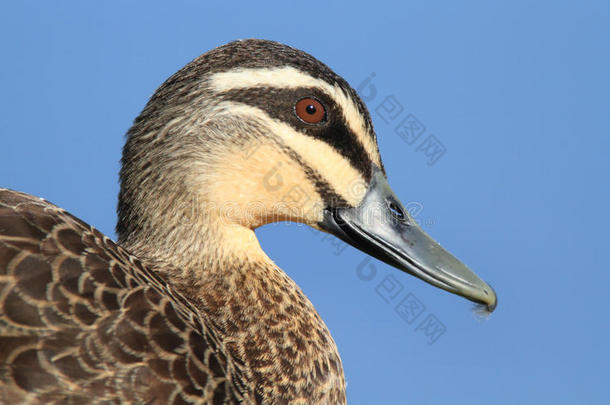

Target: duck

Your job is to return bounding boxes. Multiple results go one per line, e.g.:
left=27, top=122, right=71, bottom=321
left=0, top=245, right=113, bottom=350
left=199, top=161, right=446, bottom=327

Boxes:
left=0, top=39, right=496, bottom=404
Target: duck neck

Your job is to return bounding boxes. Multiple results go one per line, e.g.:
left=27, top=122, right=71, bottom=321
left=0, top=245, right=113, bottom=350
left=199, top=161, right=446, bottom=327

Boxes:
left=119, top=211, right=346, bottom=404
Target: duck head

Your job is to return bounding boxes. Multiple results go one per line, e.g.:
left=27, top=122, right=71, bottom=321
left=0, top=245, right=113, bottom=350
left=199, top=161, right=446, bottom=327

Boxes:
left=118, top=39, right=496, bottom=312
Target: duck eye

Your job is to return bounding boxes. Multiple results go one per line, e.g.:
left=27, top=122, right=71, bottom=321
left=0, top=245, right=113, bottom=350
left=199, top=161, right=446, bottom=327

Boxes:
left=295, top=98, right=326, bottom=124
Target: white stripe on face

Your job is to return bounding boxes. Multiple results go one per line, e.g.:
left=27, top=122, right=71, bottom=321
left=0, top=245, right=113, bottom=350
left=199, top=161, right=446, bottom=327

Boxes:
left=208, top=66, right=381, bottom=167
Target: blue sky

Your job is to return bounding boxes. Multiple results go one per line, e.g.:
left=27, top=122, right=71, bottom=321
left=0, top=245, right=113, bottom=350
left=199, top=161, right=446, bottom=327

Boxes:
left=1, top=1, right=609, bottom=404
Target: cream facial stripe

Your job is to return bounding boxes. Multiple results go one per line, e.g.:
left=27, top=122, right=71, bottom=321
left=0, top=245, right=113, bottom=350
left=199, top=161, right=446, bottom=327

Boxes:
left=210, top=102, right=368, bottom=206
left=208, top=66, right=381, bottom=167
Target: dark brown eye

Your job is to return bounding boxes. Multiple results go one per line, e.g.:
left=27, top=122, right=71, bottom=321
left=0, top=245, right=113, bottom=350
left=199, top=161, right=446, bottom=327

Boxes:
left=295, top=98, right=326, bottom=124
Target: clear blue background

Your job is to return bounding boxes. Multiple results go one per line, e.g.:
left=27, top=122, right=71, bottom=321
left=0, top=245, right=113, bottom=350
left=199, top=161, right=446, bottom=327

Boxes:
left=1, top=1, right=609, bottom=404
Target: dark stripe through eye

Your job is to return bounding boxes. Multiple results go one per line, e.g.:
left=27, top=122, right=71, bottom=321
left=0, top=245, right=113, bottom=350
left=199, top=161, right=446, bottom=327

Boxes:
left=219, top=87, right=374, bottom=181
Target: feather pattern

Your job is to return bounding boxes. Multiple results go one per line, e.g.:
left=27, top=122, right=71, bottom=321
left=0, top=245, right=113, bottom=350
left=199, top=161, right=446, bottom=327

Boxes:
left=0, top=189, right=252, bottom=404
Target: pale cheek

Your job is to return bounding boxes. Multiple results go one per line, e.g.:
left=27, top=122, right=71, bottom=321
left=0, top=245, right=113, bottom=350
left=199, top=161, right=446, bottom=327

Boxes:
left=205, top=143, right=324, bottom=228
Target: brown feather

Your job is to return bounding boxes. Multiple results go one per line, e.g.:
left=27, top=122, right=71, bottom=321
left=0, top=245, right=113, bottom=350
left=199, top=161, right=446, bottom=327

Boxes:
left=0, top=189, right=250, bottom=404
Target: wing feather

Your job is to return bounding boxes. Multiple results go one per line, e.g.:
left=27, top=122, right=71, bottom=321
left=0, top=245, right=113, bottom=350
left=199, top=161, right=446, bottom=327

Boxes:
left=0, top=189, right=251, bottom=404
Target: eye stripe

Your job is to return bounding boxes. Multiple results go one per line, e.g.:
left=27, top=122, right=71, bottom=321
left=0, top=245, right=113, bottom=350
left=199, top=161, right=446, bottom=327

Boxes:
left=208, top=66, right=381, bottom=169
left=218, top=87, right=373, bottom=181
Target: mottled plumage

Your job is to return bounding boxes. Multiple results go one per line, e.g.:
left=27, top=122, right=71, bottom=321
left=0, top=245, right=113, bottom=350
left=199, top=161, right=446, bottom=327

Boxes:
left=0, top=189, right=250, bottom=404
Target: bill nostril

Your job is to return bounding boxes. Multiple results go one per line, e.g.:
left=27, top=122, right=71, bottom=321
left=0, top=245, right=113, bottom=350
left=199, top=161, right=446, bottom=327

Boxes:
left=387, top=199, right=406, bottom=222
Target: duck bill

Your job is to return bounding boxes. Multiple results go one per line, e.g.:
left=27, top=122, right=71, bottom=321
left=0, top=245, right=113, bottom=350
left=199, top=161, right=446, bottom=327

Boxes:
left=320, top=165, right=497, bottom=312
